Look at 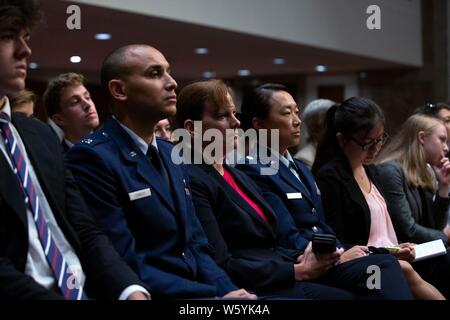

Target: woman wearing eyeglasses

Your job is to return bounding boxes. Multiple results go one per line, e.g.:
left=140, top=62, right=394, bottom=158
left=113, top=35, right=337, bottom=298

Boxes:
left=174, top=81, right=416, bottom=300
left=314, top=97, right=446, bottom=299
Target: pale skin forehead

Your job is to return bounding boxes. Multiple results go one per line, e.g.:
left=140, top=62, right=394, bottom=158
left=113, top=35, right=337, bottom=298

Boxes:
left=433, top=123, right=447, bottom=136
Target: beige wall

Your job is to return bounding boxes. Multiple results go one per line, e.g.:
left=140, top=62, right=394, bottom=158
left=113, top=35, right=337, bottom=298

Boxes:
left=73, top=0, right=422, bottom=66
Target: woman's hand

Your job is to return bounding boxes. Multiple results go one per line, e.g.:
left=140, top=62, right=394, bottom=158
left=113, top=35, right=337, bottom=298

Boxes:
left=338, top=246, right=367, bottom=264
left=223, top=289, right=257, bottom=300
left=433, top=157, right=450, bottom=197
left=444, top=225, right=450, bottom=242
left=390, top=245, right=416, bottom=262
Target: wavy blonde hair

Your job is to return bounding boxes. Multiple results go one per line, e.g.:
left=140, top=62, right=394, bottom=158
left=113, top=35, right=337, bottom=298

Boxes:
left=375, top=114, right=445, bottom=192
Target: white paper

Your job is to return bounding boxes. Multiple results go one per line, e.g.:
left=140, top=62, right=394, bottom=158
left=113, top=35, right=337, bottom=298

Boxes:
left=413, top=239, right=447, bottom=262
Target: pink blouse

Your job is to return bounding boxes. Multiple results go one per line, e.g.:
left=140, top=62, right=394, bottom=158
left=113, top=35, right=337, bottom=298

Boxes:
left=362, top=183, right=398, bottom=247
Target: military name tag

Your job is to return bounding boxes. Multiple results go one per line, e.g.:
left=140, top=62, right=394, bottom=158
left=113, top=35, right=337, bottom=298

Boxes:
left=128, top=188, right=151, bottom=201
left=287, top=192, right=302, bottom=200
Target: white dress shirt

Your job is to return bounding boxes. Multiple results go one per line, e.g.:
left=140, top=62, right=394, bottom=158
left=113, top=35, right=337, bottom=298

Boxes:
left=1, top=98, right=149, bottom=299
left=0, top=98, right=86, bottom=292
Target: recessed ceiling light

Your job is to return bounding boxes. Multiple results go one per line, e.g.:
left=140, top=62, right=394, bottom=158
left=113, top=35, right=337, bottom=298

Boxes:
left=95, top=33, right=112, bottom=40
left=315, top=65, right=327, bottom=72
left=28, top=62, right=38, bottom=69
left=70, top=56, right=82, bottom=63
left=202, top=71, right=216, bottom=78
left=273, top=58, right=285, bottom=65
left=238, top=69, right=251, bottom=76
left=195, top=48, right=209, bottom=55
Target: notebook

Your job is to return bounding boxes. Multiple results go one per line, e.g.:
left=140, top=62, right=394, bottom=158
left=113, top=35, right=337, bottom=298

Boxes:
left=413, top=239, right=448, bottom=262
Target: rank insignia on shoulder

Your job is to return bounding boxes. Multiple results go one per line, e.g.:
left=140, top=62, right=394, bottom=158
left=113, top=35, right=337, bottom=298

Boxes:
left=81, top=138, right=93, bottom=144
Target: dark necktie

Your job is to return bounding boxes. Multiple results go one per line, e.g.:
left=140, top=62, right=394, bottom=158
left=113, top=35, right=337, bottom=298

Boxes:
left=0, top=112, right=87, bottom=300
left=147, top=144, right=170, bottom=188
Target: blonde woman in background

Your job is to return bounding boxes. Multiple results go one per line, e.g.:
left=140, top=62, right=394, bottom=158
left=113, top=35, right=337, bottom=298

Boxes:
left=376, top=114, right=450, bottom=245
left=10, top=89, right=36, bottom=117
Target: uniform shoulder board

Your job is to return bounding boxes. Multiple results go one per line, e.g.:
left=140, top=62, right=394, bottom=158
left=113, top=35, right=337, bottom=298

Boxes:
left=80, top=131, right=110, bottom=146
left=80, top=138, right=94, bottom=144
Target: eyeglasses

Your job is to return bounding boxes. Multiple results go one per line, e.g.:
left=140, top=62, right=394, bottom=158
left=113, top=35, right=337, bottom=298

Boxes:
left=349, top=133, right=389, bottom=150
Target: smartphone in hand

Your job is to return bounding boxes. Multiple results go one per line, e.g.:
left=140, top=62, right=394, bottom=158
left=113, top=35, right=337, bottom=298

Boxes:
left=312, top=234, right=336, bottom=253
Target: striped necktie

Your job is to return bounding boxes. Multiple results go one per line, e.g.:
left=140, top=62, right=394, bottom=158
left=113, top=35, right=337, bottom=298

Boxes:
left=0, top=112, right=87, bottom=300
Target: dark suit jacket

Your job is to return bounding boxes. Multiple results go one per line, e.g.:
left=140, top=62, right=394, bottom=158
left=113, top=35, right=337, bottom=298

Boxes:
left=187, top=163, right=302, bottom=292
left=376, top=162, right=449, bottom=245
left=66, top=117, right=237, bottom=299
left=314, top=155, right=386, bottom=247
left=238, top=157, right=343, bottom=251
left=0, top=113, right=143, bottom=299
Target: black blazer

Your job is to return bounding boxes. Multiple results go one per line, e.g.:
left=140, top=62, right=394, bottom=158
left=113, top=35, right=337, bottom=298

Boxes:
left=0, top=113, right=143, bottom=299
left=376, top=162, right=449, bottom=244
left=314, top=155, right=385, bottom=247
left=186, top=163, right=302, bottom=292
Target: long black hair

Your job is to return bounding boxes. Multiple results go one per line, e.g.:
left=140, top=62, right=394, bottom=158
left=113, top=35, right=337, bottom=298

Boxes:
left=312, top=97, right=385, bottom=174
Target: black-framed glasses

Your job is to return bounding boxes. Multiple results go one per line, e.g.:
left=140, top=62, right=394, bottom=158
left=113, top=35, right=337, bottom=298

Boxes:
left=349, top=133, right=389, bottom=150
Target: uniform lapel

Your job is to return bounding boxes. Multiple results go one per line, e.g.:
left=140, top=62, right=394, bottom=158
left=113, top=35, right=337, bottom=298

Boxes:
left=106, top=119, right=176, bottom=212
left=220, top=165, right=276, bottom=235
left=159, top=141, right=188, bottom=228
left=278, top=161, right=314, bottom=204
left=334, top=156, right=372, bottom=237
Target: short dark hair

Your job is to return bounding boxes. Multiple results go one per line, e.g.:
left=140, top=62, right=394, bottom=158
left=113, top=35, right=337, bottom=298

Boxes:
left=312, top=97, right=385, bottom=174
left=174, top=79, right=232, bottom=130
left=0, top=0, right=42, bottom=32
left=43, top=73, right=85, bottom=117
left=240, top=83, right=290, bottom=130
left=414, top=102, right=450, bottom=117
left=100, top=44, right=151, bottom=104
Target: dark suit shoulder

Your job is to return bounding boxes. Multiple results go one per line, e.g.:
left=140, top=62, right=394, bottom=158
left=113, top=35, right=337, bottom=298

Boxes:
left=12, top=113, right=56, bottom=137
left=316, top=157, right=350, bottom=179
left=374, top=162, right=405, bottom=187
left=227, top=165, right=254, bottom=181
left=376, top=161, right=402, bottom=173
left=186, top=164, right=211, bottom=180
left=315, top=160, right=339, bottom=176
